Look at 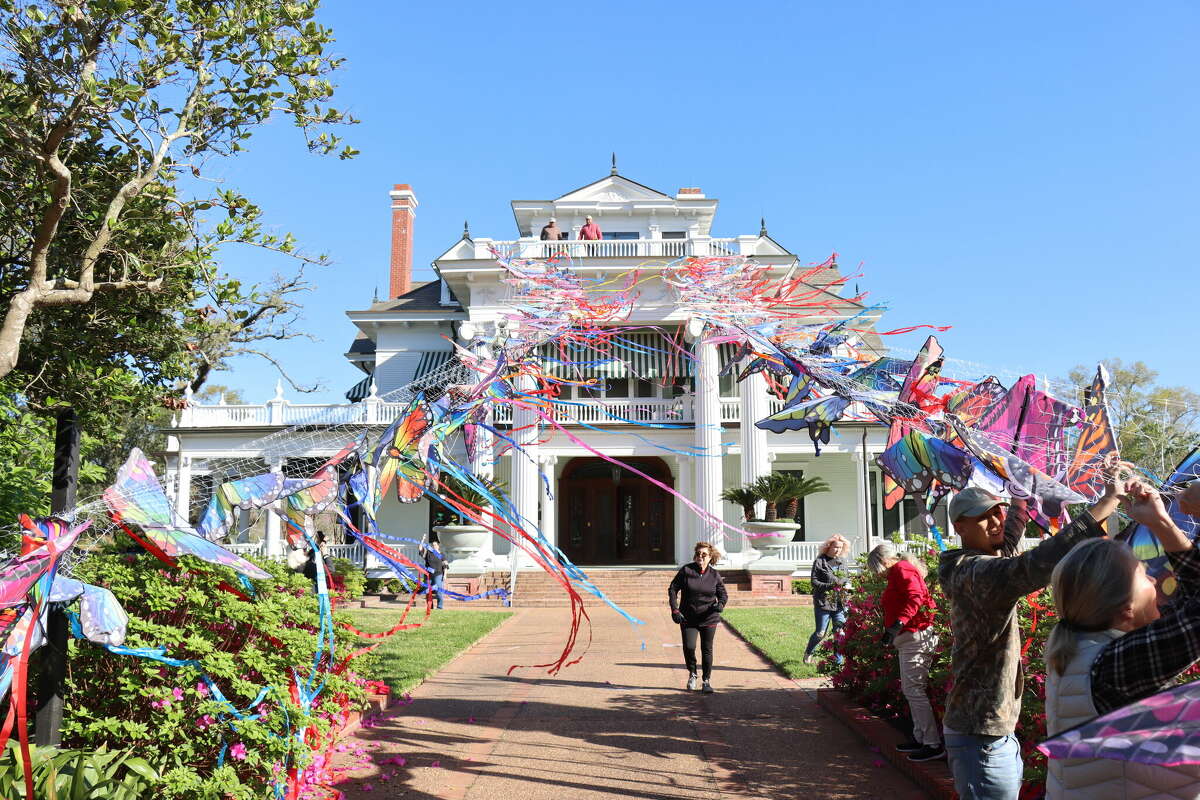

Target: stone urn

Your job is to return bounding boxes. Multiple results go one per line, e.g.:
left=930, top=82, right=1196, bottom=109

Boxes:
left=743, top=521, right=800, bottom=562
left=432, top=524, right=489, bottom=570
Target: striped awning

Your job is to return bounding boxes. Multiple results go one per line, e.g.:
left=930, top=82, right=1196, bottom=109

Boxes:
left=345, top=374, right=373, bottom=402
left=536, top=332, right=743, bottom=382
left=414, top=350, right=453, bottom=381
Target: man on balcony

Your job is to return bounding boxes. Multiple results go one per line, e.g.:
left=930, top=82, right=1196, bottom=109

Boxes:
left=540, top=217, right=563, bottom=240
left=579, top=215, right=602, bottom=240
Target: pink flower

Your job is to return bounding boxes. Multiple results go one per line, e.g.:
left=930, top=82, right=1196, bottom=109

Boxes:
left=229, top=742, right=247, bottom=761
left=196, top=681, right=209, bottom=696
left=196, top=714, right=215, bottom=729
left=172, top=687, right=184, bottom=702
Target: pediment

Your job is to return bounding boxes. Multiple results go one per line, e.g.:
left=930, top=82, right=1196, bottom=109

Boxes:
left=556, top=175, right=671, bottom=203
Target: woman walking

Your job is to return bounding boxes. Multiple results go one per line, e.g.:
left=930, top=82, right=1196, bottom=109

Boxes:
left=668, top=541, right=728, bottom=693
left=1042, top=480, right=1200, bottom=798
left=868, top=542, right=944, bottom=762
left=804, top=534, right=851, bottom=664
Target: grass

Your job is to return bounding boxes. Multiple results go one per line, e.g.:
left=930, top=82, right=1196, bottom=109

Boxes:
left=344, top=607, right=513, bottom=695
left=722, top=607, right=822, bottom=679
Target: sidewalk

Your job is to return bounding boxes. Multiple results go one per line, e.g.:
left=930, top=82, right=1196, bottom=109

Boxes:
left=332, top=606, right=931, bottom=799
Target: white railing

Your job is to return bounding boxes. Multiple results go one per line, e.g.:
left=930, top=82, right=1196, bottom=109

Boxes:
left=326, top=543, right=365, bottom=565
left=281, top=404, right=367, bottom=425
left=777, top=541, right=824, bottom=566
left=482, top=236, right=757, bottom=261
left=225, top=542, right=265, bottom=557
left=494, top=397, right=689, bottom=425
left=189, top=405, right=269, bottom=426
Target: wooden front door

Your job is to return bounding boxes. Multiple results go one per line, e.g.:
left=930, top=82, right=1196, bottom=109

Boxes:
left=558, top=457, right=674, bottom=566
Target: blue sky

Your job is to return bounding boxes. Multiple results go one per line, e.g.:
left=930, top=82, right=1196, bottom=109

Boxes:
left=211, top=1, right=1199, bottom=405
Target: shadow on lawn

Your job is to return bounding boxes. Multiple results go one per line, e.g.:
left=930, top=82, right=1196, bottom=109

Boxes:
left=332, top=683, right=913, bottom=800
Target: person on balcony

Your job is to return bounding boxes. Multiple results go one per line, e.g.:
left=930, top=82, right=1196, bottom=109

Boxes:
left=668, top=541, right=728, bottom=693
left=540, top=217, right=563, bottom=240
left=868, top=541, right=943, bottom=763
left=804, top=534, right=851, bottom=665
left=578, top=215, right=602, bottom=240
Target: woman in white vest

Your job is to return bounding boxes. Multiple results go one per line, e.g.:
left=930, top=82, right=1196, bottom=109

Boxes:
left=1044, top=481, right=1200, bottom=799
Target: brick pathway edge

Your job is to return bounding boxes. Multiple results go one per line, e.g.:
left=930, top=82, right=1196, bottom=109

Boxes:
left=816, top=688, right=957, bottom=800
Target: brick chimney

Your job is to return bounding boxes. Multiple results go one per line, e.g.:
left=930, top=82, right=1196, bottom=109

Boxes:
left=388, top=184, right=418, bottom=298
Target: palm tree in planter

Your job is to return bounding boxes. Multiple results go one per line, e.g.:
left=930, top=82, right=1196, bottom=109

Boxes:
left=720, top=485, right=761, bottom=522
left=750, top=473, right=831, bottom=522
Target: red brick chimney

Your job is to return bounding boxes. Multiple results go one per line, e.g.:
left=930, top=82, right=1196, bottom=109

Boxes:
left=389, top=184, right=418, bottom=298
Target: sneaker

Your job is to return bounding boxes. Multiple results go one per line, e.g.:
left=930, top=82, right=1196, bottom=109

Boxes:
left=803, top=654, right=815, bottom=665
left=702, top=680, right=714, bottom=694
left=686, top=674, right=698, bottom=691
left=907, top=745, right=946, bottom=762
left=895, top=740, right=924, bottom=753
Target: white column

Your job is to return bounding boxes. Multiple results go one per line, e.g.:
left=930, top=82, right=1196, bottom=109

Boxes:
left=509, top=375, right=540, bottom=569
left=691, top=325, right=724, bottom=553
left=738, top=362, right=771, bottom=520
left=675, top=456, right=695, bottom=563
left=174, top=455, right=193, bottom=526
left=263, top=457, right=285, bottom=558
left=851, top=451, right=870, bottom=559
left=539, top=455, right=558, bottom=555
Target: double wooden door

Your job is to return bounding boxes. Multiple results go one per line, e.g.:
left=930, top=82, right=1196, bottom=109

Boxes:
left=558, top=457, right=675, bottom=565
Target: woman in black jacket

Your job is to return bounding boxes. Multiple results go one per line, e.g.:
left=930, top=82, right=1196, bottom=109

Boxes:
left=668, top=541, right=729, bottom=693
left=803, top=534, right=850, bottom=665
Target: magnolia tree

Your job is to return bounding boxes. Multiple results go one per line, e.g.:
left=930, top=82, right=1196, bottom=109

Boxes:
left=0, top=0, right=355, bottom=394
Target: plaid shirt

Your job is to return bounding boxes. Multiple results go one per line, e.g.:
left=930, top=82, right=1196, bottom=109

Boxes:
left=1090, top=546, right=1200, bottom=715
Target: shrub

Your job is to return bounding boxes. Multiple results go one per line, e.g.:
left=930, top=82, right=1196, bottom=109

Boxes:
left=0, top=743, right=160, bottom=799
left=792, top=578, right=812, bottom=595
left=329, top=557, right=365, bottom=599
left=61, top=553, right=375, bottom=799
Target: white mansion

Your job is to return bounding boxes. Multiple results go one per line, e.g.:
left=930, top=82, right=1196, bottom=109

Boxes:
left=164, top=169, right=943, bottom=581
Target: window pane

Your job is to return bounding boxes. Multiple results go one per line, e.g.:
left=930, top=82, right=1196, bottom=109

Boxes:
left=606, top=378, right=629, bottom=398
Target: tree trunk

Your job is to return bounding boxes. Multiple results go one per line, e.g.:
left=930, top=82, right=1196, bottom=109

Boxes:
left=764, top=501, right=778, bottom=522
left=35, top=407, right=79, bottom=746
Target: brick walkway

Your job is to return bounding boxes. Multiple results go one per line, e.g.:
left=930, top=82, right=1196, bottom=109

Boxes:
left=332, top=606, right=929, bottom=799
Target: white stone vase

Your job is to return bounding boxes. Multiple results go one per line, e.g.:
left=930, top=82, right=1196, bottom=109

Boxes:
left=433, top=524, right=489, bottom=571
left=743, top=521, right=800, bottom=564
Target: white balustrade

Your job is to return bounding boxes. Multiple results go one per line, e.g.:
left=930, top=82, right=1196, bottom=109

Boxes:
left=225, top=542, right=265, bottom=557
left=325, top=543, right=365, bottom=565
left=486, top=237, right=750, bottom=261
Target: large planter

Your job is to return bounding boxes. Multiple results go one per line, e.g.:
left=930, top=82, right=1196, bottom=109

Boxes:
left=433, top=524, right=489, bottom=569
left=743, top=521, right=800, bottom=563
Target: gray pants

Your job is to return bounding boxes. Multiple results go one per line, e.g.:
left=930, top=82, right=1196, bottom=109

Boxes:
left=894, top=627, right=941, bottom=746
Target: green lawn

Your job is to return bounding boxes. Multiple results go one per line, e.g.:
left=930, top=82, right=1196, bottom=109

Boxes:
left=722, top=607, right=821, bottom=679
left=344, top=607, right=512, bottom=694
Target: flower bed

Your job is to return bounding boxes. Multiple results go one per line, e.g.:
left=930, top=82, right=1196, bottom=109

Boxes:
left=60, top=553, right=377, bottom=799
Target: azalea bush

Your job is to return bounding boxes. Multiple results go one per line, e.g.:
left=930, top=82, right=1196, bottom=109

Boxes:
left=820, top=540, right=1055, bottom=796
left=61, top=553, right=376, bottom=799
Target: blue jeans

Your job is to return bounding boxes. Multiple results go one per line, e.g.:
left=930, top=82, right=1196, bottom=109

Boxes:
left=429, top=573, right=444, bottom=609
left=804, top=607, right=846, bottom=661
left=945, top=732, right=1022, bottom=800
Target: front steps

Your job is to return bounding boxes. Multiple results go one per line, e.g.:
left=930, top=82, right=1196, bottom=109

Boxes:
left=361, top=568, right=812, bottom=609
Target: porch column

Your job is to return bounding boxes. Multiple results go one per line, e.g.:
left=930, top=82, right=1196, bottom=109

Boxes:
left=174, top=455, right=193, bottom=527
left=691, top=323, right=724, bottom=552
left=468, top=336, right=499, bottom=567
left=509, top=375, right=540, bottom=569
left=738, top=362, right=771, bottom=519
left=675, top=456, right=695, bottom=563
left=538, top=455, right=558, bottom=555
left=263, top=456, right=285, bottom=558
left=851, top=450, right=870, bottom=558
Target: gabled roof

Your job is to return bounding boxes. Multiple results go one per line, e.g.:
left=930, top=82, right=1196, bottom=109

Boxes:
left=349, top=281, right=462, bottom=313
left=347, top=332, right=376, bottom=355
left=554, top=173, right=672, bottom=203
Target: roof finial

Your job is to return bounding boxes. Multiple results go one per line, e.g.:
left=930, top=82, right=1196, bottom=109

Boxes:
left=462, top=220, right=471, bottom=240
left=372, top=285, right=379, bottom=303
left=611, top=152, right=618, bottom=175
left=759, top=217, right=768, bottom=237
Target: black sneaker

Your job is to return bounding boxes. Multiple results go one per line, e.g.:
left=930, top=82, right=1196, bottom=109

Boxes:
left=895, top=740, right=924, bottom=753
left=907, top=745, right=946, bottom=762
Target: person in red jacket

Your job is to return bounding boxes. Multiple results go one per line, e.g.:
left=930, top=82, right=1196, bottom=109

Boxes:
left=868, top=541, right=944, bottom=762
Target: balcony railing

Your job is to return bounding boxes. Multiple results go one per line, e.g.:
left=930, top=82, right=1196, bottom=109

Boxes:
left=180, top=396, right=799, bottom=428
left=458, top=237, right=753, bottom=262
